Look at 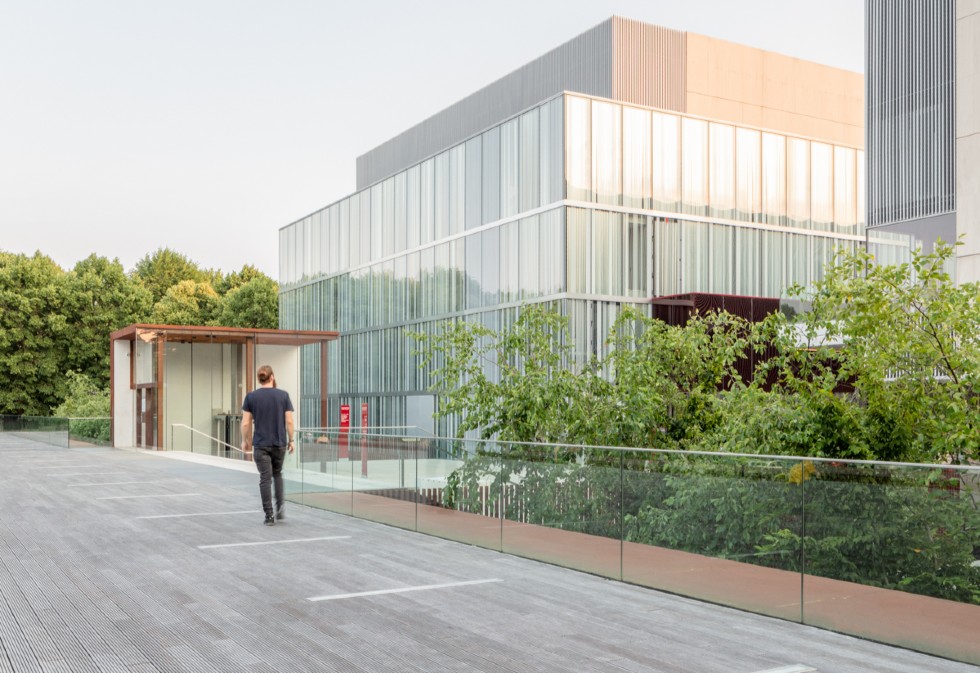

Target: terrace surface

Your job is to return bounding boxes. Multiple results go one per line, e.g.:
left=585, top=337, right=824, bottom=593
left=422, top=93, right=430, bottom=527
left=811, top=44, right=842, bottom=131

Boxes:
left=0, top=434, right=975, bottom=673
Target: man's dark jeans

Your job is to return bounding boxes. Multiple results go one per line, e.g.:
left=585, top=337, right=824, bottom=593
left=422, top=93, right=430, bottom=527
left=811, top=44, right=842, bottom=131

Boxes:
left=253, top=446, right=286, bottom=517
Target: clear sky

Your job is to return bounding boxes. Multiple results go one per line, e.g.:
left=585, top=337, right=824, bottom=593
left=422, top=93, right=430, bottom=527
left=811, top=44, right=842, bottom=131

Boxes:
left=0, top=0, right=863, bottom=280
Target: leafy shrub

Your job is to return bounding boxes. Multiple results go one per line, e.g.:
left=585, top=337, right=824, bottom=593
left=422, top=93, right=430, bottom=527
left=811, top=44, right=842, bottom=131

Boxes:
left=53, top=371, right=110, bottom=443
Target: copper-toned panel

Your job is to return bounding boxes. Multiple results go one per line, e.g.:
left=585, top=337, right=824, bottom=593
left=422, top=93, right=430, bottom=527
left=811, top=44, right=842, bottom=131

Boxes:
left=611, top=17, right=687, bottom=113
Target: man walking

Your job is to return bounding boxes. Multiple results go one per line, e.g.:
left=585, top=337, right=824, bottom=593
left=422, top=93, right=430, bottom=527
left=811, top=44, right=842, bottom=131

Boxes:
left=241, top=365, right=295, bottom=526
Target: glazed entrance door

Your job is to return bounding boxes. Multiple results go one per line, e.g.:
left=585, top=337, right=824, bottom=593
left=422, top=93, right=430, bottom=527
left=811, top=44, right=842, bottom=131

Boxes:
left=136, top=388, right=156, bottom=448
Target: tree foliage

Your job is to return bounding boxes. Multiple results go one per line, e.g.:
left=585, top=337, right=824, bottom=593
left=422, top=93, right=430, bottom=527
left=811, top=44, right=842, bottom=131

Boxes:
left=132, top=247, right=209, bottom=304
left=591, top=308, right=757, bottom=449
left=63, top=255, right=153, bottom=388
left=417, top=243, right=980, bottom=606
left=418, top=243, right=978, bottom=464
left=213, top=264, right=265, bottom=295
left=0, top=252, right=70, bottom=414
left=53, top=371, right=110, bottom=443
left=417, top=304, right=765, bottom=451
left=0, top=246, right=278, bottom=415
left=777, top=241, right=980, bottom=462
left=418, top=306, right=581, bottom=443
left=218, top=275, right=279, bottom=329
left=150, top=279, right=222, bottom=326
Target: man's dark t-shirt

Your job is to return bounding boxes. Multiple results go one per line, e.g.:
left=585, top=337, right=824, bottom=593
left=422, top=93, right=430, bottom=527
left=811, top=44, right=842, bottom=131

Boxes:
left=242, top=387, right=294, bottom=448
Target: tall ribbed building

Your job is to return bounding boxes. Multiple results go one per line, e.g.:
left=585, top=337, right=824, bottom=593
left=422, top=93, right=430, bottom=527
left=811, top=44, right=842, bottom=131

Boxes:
left=866, top=0, right=980, bottom=280
left=278, top=16, right=912, bottom=433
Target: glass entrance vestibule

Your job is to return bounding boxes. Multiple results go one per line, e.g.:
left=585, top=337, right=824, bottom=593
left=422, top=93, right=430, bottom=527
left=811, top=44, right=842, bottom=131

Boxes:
left=109, top=325, right=339, bottom=455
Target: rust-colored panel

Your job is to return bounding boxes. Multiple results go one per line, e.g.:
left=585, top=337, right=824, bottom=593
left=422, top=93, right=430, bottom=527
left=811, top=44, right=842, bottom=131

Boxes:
left=245, top=337, right=255, bottom=395
left=651, top=292, right=781, bottom=388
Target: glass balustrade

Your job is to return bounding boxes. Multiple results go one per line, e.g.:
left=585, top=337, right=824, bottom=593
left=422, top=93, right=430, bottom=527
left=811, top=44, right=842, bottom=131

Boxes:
left=0, top=415, right=111, bottom=448
left=284, top=430, right=980, bottom=664
left=5, top=416, right=975, bottom=663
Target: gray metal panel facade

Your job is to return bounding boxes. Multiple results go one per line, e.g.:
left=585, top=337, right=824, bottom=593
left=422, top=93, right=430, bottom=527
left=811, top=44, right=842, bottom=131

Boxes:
left=356, top=17, right=692, bottom=190
left=866, top=0, right=956, bottom=228
left=356, top=19, right=618, bottom=189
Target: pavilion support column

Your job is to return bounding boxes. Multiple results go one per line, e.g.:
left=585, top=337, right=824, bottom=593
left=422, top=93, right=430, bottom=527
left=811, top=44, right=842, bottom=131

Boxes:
left=320, top=341, right=329, bottom=427
left=109, top=338, right=117, bottom=447
left=245, top=337, right=255, bottom=394
left=156, top=333, right=165, bottom=450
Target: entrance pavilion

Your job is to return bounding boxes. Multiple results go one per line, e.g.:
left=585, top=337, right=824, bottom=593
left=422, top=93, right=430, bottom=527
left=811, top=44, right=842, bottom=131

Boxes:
left=109, top=324, right=338, bottom=452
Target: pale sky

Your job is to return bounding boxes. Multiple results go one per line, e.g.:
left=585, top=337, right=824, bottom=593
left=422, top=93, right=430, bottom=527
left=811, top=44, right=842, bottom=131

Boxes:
left=0, top=0, right=863, bottom=280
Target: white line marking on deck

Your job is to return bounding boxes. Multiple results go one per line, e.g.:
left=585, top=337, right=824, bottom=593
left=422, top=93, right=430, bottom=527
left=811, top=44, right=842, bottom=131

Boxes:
left=199, top=536, right=350, bottom=550
left=97, top=493, right=201, bottom=500
left=41, top=465, right=111, bottom=470
left=749, top=666, right=817, bottom=673
left=137, top=510, right=260, bottom=519
left=70, top=480, right=164, bottom=487
left=45, top=472, right=128, bottom=477
left=0, top=451, right=70, bottom=454
left=307, top=578, right=504, bottom=602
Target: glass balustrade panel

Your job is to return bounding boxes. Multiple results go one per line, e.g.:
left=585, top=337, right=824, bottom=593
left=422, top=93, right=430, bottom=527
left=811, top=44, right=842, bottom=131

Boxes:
left=416, top=437, right=501, bottom=550
left=296, top=430, right=353, bottom=516
left=800, top=460, right=980, bottom=663
left=497, top=442, right=622, bottom=580
left=621, top=452, right=803, bottom=621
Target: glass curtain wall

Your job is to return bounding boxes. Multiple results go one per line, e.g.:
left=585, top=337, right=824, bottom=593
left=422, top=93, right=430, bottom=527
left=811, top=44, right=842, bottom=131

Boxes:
left=564, top=94, right=873, bottom=235
left=280, top=97, right=565, bottom=433
left=560, top=94, right=912, bottom=299
left=280, top=92, right=913, bottom=432
left=280, top=97, right=563, bottom=290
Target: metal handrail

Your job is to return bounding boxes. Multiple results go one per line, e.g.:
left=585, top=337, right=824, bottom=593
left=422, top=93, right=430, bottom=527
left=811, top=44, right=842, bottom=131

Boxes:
left=292, top=429, right=980, bottom=472
left=170, top=423, right=250, bottom=455
left=0, top=415, right=110, bottom=422
left=300, top=425, right=436, bottom=437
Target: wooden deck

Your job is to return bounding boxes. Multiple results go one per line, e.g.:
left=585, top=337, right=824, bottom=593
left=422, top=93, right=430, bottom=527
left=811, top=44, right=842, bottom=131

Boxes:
left=1, top=434, right=977, bottom=672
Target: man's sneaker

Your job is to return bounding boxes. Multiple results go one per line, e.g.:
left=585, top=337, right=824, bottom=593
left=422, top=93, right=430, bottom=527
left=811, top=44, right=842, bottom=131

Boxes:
left=263, top=515, right=276, bottom=526
left=276, top=503, right=286, bottom=520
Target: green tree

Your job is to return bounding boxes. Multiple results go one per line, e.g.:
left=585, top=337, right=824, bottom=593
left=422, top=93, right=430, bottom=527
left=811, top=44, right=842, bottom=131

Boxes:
left=706, top=386, right=872, bottom=460
left=417, top=304, right=760, bottom=448
left=781, top=241, right=980, bottom=462
left=132, top=248, right=208, bottom=304
left=418, top=305, right=583, bottom=443
left=419, top=243, right=980, bottom=465
left=0, top=252, right=69, bottom=414
left=150, top=279, right=222, bottom=326
left=590, top=307, right=757, bottom=449
left=63, top=255, right=153, bottom=388
left=217, top=275, right=279, bottom=328
left=213, top=264, right=265, bottom=296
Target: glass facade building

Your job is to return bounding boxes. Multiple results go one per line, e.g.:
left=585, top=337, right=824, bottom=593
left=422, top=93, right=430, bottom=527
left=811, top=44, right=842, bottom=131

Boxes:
left=279, top=88, right=912, bottom=434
